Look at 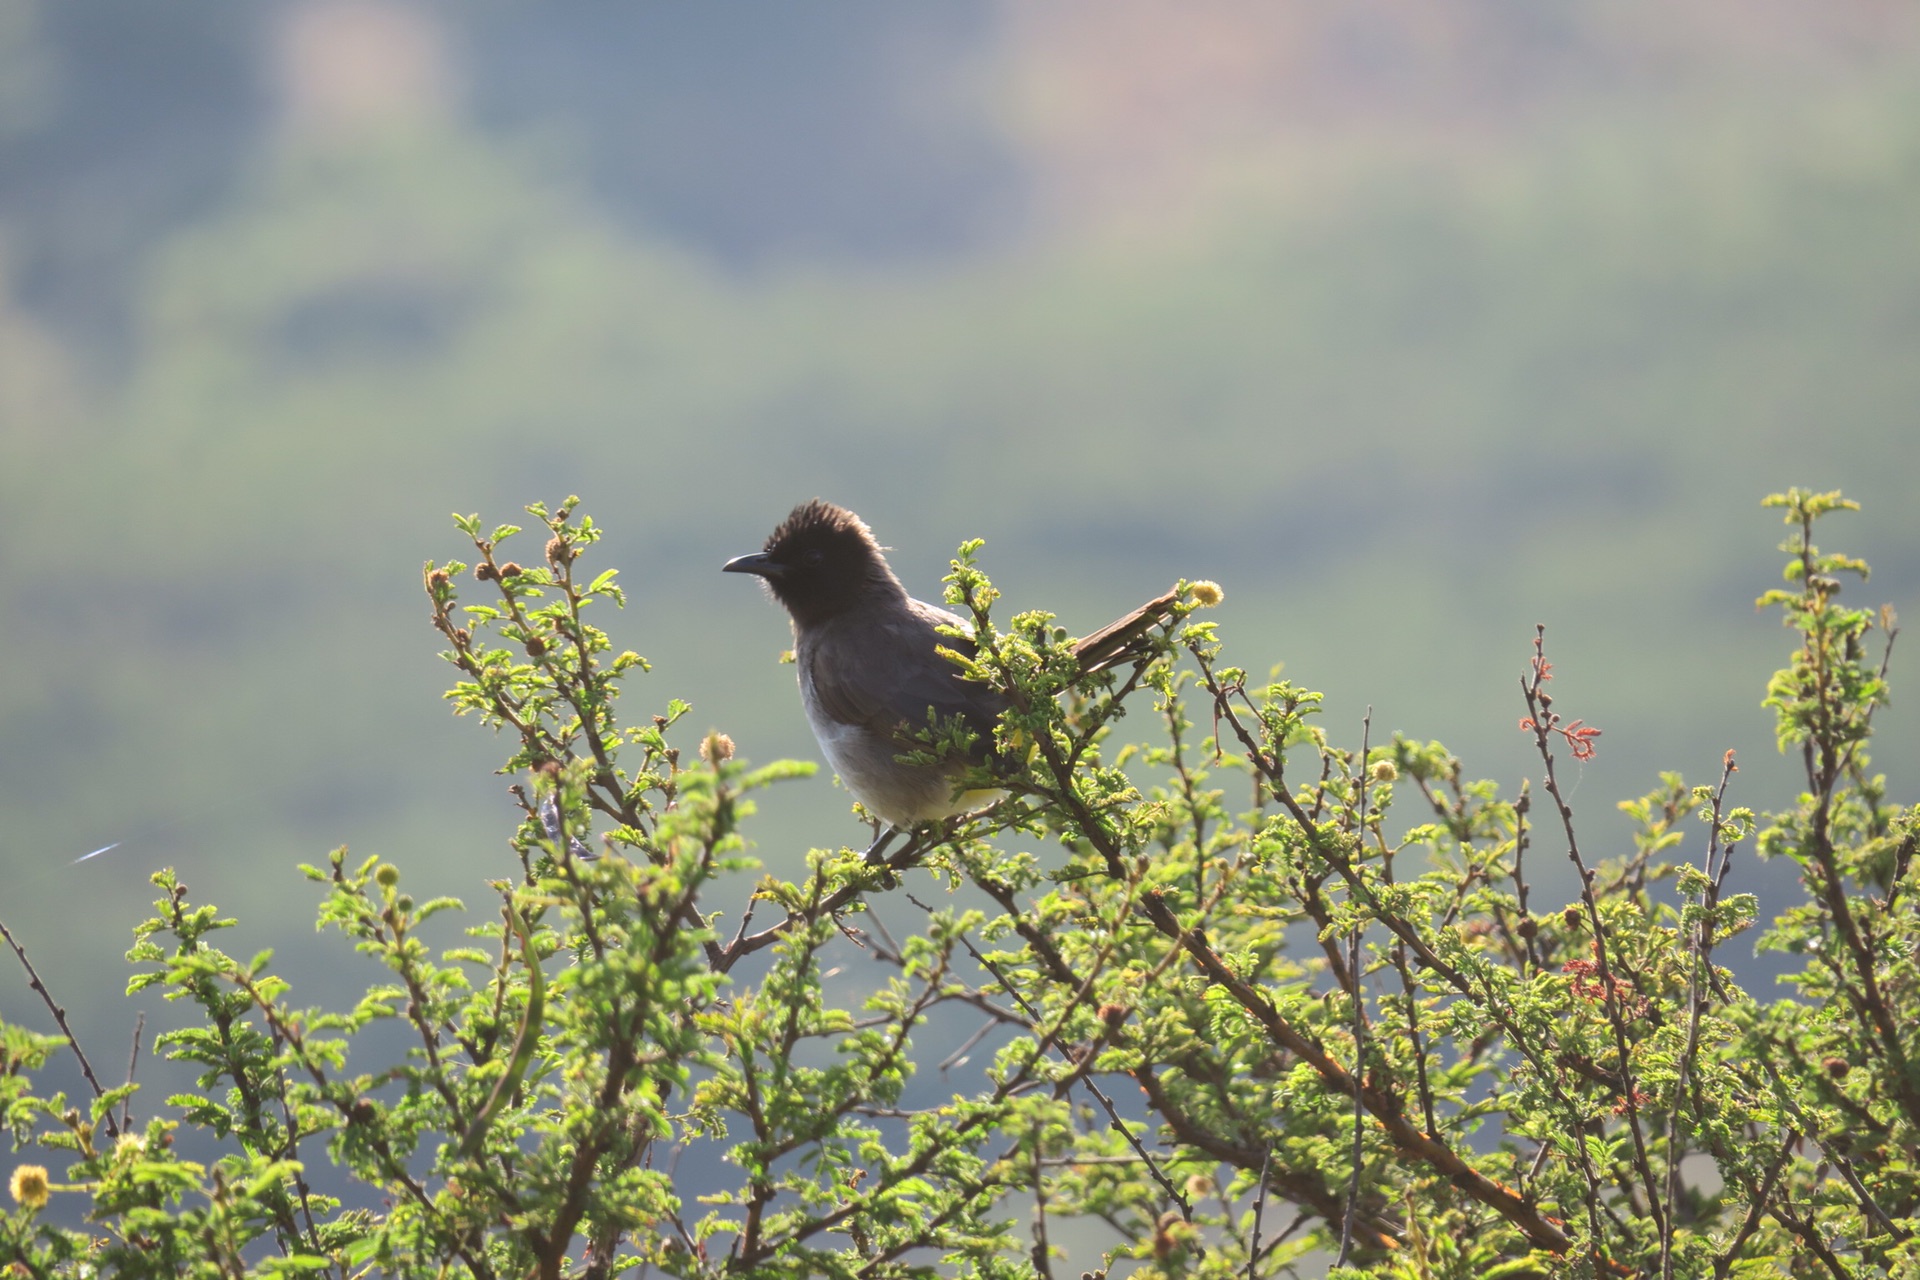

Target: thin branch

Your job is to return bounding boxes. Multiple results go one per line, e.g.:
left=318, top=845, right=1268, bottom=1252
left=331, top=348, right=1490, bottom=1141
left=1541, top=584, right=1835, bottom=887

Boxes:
left=1664, top=749, right=1739, bottom=1280
left=0, top=918, right=120, bottom=1140
left=1519, top=627, right=1664, bottom=1245
left=1712, top=1131, right=1797, bottom=1280
left=121, top=1010, right=145, bottom=1133
left=1029, top=1139, right=1056, bottom=1280
left=1248, top=1141, right=1273, bottom=1280
left=1336, top=715, right=1371, bottom=1269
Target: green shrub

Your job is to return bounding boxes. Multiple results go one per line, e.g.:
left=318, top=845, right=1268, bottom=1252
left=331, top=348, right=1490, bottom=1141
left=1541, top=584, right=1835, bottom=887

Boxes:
left=4, top=488, right=1915, bottom=1278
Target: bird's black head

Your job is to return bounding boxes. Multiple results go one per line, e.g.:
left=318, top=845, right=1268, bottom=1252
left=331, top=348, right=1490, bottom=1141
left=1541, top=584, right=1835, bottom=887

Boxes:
left=724, top=500, right=906, bottom=629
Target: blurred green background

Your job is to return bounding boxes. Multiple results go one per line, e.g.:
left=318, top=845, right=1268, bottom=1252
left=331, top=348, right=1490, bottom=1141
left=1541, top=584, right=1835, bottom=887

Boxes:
left=2, top=0, right=1917, bottom=1051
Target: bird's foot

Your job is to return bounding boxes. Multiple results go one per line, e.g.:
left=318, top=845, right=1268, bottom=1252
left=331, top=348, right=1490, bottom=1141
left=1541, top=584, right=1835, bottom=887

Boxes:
left=862, top=825, right=939, bottom=876
left=861, top=825, right=901, bottom=866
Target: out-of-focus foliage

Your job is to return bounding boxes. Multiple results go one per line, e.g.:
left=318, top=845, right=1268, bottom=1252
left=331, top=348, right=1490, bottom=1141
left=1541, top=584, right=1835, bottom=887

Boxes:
left=0, top=2, right=1916, bottom=1099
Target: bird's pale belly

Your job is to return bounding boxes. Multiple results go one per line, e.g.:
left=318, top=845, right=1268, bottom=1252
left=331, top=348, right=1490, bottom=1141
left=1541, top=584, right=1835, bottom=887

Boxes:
left=805, top=708, right=1005, bottom=829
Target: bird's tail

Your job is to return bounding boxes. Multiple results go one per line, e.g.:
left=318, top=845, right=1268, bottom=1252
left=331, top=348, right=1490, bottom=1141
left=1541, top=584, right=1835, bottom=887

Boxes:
left=1069, top=587, right=1182, bottom=675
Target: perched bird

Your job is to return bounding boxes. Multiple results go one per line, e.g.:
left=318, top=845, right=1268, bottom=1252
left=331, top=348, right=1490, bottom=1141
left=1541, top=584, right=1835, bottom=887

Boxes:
left=725, top=500, right=1177, bottom=855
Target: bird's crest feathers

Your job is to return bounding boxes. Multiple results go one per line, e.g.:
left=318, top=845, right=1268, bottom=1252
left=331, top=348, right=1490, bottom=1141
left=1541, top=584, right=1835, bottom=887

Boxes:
left=767, top=500, right=878, bottom=555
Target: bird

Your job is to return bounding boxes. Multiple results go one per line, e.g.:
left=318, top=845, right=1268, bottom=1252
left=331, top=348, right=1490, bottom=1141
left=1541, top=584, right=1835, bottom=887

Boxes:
left=724, top=500, right=1178, bottom=860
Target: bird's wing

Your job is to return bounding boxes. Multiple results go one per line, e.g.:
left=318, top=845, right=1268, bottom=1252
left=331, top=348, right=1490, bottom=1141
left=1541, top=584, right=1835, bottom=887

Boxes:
left=805, top=599, right=1008, bottom=749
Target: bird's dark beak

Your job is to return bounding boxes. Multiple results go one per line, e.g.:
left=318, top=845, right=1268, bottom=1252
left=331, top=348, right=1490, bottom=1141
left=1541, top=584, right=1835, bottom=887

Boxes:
left=723, top=552, right=785, bottom=579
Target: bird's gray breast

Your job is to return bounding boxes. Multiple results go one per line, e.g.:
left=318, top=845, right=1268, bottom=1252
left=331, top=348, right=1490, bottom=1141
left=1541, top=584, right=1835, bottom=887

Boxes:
left=794, top=608, right=1006, bottom=828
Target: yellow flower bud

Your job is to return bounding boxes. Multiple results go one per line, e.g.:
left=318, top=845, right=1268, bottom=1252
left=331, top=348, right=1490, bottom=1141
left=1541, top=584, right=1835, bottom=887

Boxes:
left=1188, top=580, right=1224, bottom=608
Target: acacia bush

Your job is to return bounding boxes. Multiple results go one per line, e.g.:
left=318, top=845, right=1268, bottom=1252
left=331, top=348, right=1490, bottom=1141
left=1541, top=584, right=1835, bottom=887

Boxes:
left=3, top=488, right=1916, bottom=1278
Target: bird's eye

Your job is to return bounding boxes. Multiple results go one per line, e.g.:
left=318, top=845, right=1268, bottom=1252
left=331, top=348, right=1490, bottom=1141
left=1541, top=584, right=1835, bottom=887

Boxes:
left=802, top=548, right=826, bottom=566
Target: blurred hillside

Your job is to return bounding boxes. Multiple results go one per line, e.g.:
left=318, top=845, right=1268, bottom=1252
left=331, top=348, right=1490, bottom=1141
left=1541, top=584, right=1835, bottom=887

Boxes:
left=2, top=0, right=1918, bottom=1051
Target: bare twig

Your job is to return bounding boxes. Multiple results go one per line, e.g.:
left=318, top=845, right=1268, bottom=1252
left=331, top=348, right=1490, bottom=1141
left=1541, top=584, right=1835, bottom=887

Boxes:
left=0, top=918, right=120, bottom=1140
left=1029, top=1139, right=1056, bottom=1280
left=1337, top=926, right=1365, bottom=1269
left=1337, top=712, right=1373, bottom=1269
left=122, top=1010, right=145, bottom=1132
left=1519, top=626, right=1664, bottom=1246
left=1711, top=1131, right=1797, bottom=1280
left=1663, top=749, right=1740, bottom=1280
left=1248, top=1141, right=1273, bottom=1280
